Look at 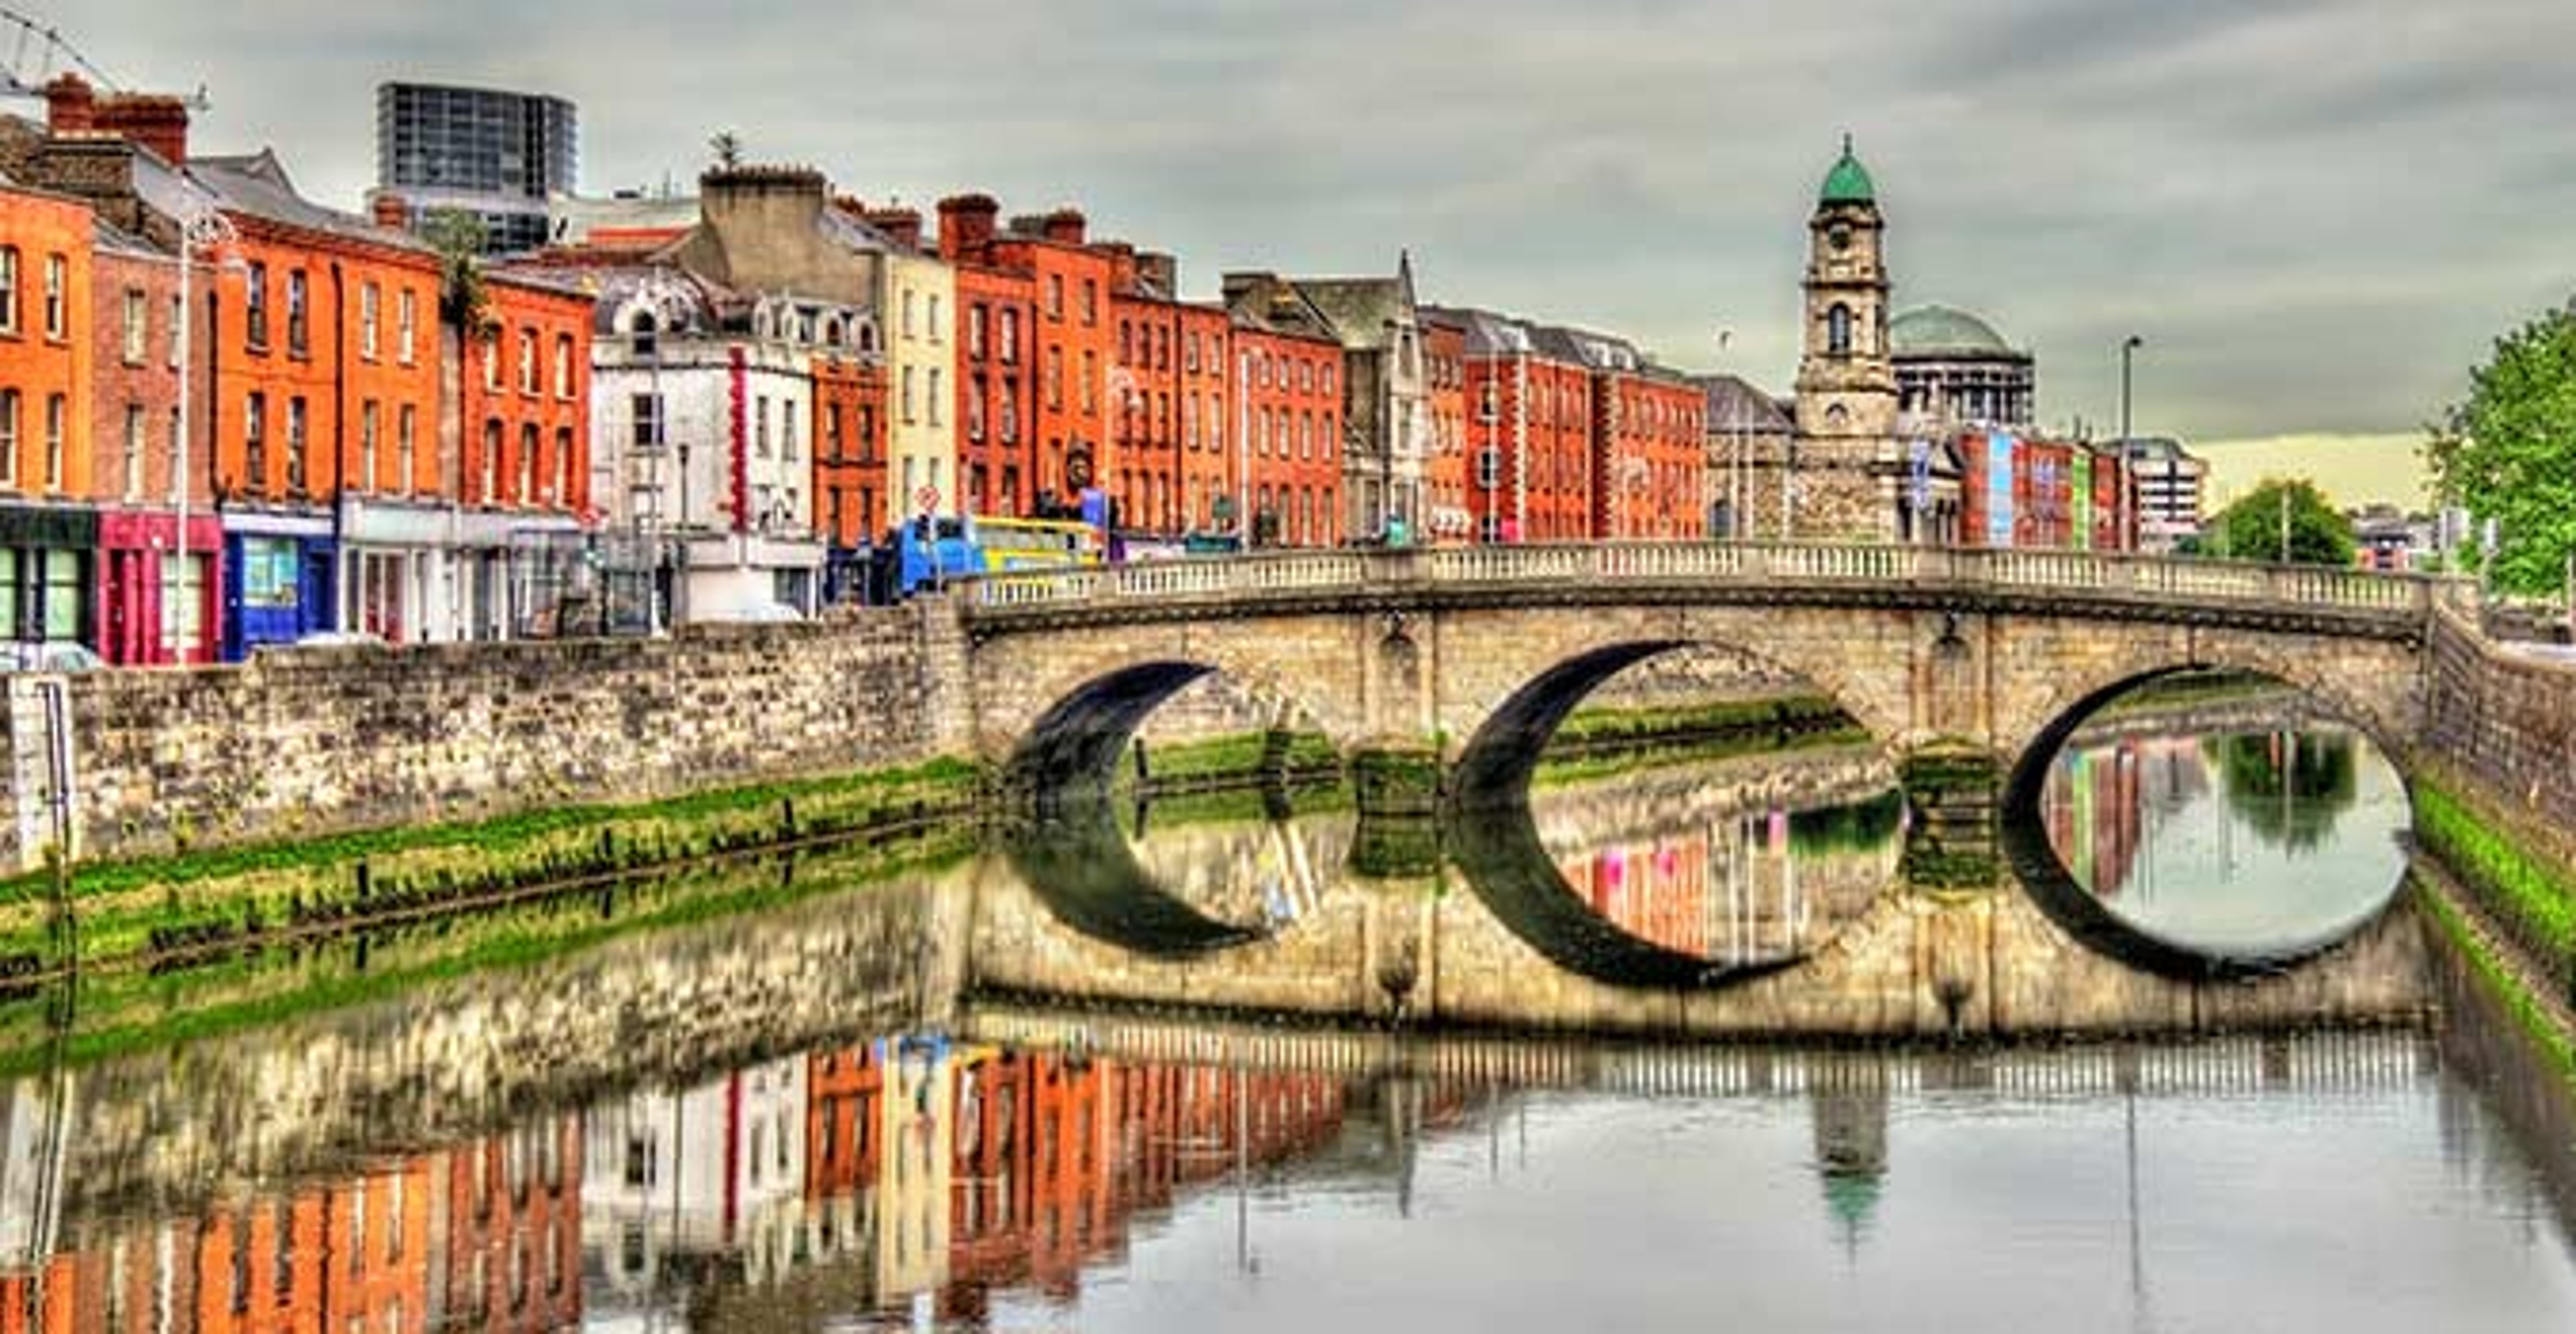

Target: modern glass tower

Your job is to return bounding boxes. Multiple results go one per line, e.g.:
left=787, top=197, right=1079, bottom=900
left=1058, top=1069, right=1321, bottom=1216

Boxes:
left=374, top=82, right=578, bottom=253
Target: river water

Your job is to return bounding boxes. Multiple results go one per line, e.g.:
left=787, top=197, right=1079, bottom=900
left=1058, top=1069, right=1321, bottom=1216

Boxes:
left=1, top=699, right=2572, bottom=1332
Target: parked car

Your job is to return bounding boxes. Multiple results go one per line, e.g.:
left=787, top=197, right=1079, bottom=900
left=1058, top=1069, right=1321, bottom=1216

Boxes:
left=0, top=642, right=104, bottom=673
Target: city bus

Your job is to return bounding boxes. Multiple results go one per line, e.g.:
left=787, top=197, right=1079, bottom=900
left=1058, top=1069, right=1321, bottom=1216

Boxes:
left=895, top=515, right=1104, bottom=595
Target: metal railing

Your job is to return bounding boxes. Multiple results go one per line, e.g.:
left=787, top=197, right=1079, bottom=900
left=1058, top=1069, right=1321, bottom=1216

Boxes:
left=963, top=542, right=2446, bottom=624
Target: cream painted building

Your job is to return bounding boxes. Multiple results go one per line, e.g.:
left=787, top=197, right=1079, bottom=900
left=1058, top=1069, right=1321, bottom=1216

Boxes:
left=885, top=247, right=959, bottom=525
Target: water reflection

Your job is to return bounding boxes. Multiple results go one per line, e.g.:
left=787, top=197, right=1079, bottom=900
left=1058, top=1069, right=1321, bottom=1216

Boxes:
left=8, top=1022, right=2576, bottom=1333
left=2041, top=720, right=2408, bottom=958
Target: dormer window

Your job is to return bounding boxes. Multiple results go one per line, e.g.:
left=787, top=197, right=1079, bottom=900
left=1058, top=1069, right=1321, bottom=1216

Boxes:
left=631, top=311, right=659, bottom=359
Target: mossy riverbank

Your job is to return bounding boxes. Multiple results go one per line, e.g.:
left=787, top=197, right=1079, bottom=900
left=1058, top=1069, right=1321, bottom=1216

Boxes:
left=0, top=756, right=980, bottom=979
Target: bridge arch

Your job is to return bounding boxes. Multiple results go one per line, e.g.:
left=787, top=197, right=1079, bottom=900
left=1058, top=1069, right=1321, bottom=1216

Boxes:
left=1998, top=658, right=2417, bottom=978
left=1447, top=619, right=1902, bottom=801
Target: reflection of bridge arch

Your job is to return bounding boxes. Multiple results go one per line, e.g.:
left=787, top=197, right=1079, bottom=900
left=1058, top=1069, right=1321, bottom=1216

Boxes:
left=998, top=799, right=1268, bottom=959
left=1999, top=666, right=2415, bottom=978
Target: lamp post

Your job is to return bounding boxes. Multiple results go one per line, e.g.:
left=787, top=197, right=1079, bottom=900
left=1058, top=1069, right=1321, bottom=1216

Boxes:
left=2118, top=335, right=2142, bottom=552
left=170, top=200, right=237, bottom=664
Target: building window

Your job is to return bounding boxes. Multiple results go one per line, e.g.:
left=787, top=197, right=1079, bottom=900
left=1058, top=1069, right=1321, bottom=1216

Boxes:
left=1079, top=278, right=1096, bottom=325
left=1828, top=303, right=1852, bottom=355
left=555, top=427, right=572, bottom=504
left=783, top=403, right=800, bottom=461
left=1046, top=274, right=1063, bottom=320
left=284, top=397, right=308, bottom=493
left=0, top=391, right=15, bottom=486
left=756, top=395, right=772, bottom=457
left=240, top=536, right=300, bottom=609
left=968, top=379, right=987, bottom=442
left=519, top=329, right=538, bottom=393
left=244, top=392, right=266, bottom=489
left=360, top=401, right=380, bottom=491
left=360, top=281, right=380, bottom=359
left=1044, top=349, right=1062, bottom=410
left=44, top=393, right=66, bottom=491
left=482, top=420, right=500, bottom=501
left=0, top=247, right=17, bottom=333
left=927, top=294, right=943, bottom=342
left=481, top=333, right=500, bottom=391
left=928, top=368, right=943, bottom=427
left=397, top=288, right=418, bottom=364
left=520, top=423, right=538, bottom=503
left=244, top=262, right=269, bottom=348
left=1079, top=350, right=1095, bottom=412
left=902, top=289, right=916, bottom=338
left=902, top=368, right=917, bottom=424
left=284, top=270, right=309, bottom=356
left=123, top=288, right=149, bottom=364
left=632, top=393, right=663, bottom=448
left=1000, top=380, right=1019, bottom=443
left=42, top=254, right=67, bottom=340
left=998, top=309, right=1018, bottom=362
left=554, top=334, right=574, bottom=398
left=969, top=304, right=987, bottom=357
left=397, top=405, right=417, bottom=493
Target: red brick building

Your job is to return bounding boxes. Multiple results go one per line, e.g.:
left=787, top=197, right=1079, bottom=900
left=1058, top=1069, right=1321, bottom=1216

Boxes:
left=939, top=205, right=1118, bottom=519
left=1440, top=308, right=1595, bottom=544
left=1421, top=313, right=1470, bottom=543
left=812, top=348, right=888, bottom=550
left=87, top=221, right=221, bottom=663
left=1594, top=369, right=1706, bottom=540
left=938, top=195, right=1040, bottom=519
left=1225, top=319, right=1343, bottom=548
left=438, top=1120, right=585, bottom=1332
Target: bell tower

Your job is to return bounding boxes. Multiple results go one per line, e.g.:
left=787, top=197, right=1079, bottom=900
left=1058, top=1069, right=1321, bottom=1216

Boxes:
left=1794, top=135, right=1898, bottom=445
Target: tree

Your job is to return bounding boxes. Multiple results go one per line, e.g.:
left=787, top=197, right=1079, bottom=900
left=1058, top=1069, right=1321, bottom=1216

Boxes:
left=2204, top=478, right=2355, bottom=566
left=708, top=130, right=745, bottom=170
left=2426, top=300, right=2576, bottom=596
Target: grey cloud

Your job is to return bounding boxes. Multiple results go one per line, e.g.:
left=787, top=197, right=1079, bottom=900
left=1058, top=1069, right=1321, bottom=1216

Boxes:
left=58, top=0, right=2576, bottom=442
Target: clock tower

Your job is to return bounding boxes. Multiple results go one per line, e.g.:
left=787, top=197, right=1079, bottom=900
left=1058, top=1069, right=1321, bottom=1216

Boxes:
left=1788, top=136, right=1911, bottom=538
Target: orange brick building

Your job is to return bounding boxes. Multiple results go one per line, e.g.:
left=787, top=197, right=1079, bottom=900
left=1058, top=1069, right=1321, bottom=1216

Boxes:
left=0, top=178, right=97, bottom=646
left=1231, top=324, right=1343, bottom=547
left=938, top=195, right=1038, bottom=520
left=1595, top=368, right=1707, bottom=540
left=1421, top=313, right=1470, bottom=543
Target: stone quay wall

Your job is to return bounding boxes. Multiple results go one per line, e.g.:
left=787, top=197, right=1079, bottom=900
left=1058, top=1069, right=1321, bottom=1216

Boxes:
left=4, top=597, right=976, bottom=868
left=2424, top=603, right=2576, bottom=870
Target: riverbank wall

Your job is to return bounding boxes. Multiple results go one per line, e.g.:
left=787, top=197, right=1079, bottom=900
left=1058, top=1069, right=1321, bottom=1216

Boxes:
left=0, top=599, right=978, bottom=872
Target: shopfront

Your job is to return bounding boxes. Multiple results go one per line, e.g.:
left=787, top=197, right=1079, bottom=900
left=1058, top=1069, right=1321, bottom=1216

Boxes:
left=221, top=513, right=336, bottom=660
left=95, top=511, right=223, bottom=666
left=0, top=503, right=98, bottom=650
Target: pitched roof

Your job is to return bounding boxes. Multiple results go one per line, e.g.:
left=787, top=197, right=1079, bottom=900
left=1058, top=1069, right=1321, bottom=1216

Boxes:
left=1693, top=373, right=1795, bottom=433
left=192, top=150, right=431, bottom=253
left=1291, top=277, right=1406, bottom=348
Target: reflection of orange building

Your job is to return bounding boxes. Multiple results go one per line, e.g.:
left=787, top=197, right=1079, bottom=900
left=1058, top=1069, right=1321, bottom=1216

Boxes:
left=1, top=1121, right=579, bottom=1334
left=1565, top=835, right=1713, bottom=956
left=941, top=1050, right=1348, bottom=1322
left=806, top=1043, right=888, bottom=1199
left=439, top=1119, right=584, bottom=1333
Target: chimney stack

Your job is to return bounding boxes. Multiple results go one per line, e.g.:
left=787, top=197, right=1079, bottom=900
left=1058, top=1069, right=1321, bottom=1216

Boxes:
left=936, top=193, right=1000, bottom=262
left=1042, top=207, right=1086, bottom=246
left=864, top=205, right=922, bottom=252
left=44, top=74, right=192, bottom=165
left=370, top=192, right=411, bottom=232
left=43, top=74, right=95, bottom=134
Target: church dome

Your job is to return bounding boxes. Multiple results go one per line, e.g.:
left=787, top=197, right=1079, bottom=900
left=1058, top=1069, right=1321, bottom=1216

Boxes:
left=1819, top=137, right=1876, bottom=205
left=1890, top=305, right=2017, bottom=358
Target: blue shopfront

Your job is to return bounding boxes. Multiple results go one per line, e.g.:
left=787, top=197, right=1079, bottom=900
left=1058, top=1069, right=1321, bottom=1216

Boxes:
left=220, top=513, right=337, bottom=660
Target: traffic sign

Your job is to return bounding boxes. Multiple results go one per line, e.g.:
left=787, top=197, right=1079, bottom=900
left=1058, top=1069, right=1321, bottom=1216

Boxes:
left=915, top=485, right=941, bottom=513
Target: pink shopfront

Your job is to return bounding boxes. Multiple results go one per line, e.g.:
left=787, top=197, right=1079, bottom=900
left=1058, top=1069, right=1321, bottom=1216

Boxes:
left=93, top=509, right=223, bottom=666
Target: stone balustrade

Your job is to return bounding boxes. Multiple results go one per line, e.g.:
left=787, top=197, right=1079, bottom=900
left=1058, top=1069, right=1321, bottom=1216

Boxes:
left=965, top=542, right=2447, bottom=635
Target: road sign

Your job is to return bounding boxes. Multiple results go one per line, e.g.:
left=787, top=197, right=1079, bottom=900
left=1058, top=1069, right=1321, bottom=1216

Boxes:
left=915, top=484, right=941, bottom=514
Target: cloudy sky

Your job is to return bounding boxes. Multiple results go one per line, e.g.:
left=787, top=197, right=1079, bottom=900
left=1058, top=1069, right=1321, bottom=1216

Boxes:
left=44, top=0, right=2576, bottom=464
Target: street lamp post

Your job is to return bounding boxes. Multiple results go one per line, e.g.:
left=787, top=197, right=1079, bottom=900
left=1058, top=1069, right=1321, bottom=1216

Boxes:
left=2118, top=335, right=2143, bottom=552
left=171, top=201, right=237, bottom=664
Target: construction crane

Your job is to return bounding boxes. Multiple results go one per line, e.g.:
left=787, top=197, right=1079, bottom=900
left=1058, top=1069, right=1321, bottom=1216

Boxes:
left=1, top=5, right=207, bottom=107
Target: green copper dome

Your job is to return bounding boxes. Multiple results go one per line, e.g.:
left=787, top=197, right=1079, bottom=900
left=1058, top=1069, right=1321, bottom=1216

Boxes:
left=1819, top=135, right=1876, bottom=205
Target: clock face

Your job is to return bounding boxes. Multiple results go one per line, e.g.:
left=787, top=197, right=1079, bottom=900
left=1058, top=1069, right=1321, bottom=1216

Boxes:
left=1829, top=224, right=1853, bottom=253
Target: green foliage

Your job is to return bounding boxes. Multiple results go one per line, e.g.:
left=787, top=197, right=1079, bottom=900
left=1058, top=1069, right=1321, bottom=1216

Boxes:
left=420, top=209, right=494, bottom=335
left=2211, top=731, right=2358, bottom=852
left=709, top=130, right=745, bottom=169
left=2426, top=300, right=2576, bottom=597
left=2204, top=477, right=2357, bottom=566
left=2416, top=778, right=2576, bottom=997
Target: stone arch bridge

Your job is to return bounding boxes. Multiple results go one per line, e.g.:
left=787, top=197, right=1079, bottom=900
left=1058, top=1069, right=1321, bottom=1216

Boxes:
left=955, top=543, right=2448, bottom=805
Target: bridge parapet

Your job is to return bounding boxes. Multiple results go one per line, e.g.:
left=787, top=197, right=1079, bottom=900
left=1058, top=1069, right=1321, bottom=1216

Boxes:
left=965, top=542, right=2447, bottom=635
